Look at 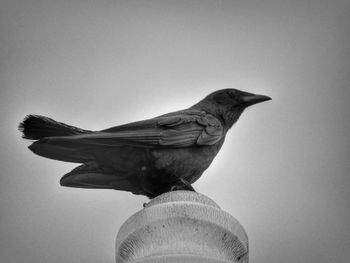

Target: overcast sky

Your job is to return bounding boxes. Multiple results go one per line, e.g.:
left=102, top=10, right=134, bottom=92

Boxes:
left=1, top=0, right=349, bottom=262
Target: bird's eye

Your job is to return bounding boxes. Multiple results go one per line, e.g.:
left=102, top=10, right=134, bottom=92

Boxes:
left=229, top=91, right=236, bottom=99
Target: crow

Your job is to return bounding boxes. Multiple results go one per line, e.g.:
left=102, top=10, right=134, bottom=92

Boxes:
left=19, top=89, right=271, bottom=198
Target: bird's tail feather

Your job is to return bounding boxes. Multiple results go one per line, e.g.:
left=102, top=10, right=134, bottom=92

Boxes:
left=19, top=115, right=91, bottom=140
left=28, top=141, right=93, bottom=163
left=60, top=162, right=142, bottom=194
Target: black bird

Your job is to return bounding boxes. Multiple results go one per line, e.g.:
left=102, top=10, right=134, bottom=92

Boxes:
left=19, top=89, right=271, bottom=198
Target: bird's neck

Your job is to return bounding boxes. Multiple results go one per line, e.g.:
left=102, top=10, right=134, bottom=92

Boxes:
left=191, top=102, right=243, bottom=131
left=223, top=110, right=244, bottom=130
left=190, top=101, right=219, bottom=119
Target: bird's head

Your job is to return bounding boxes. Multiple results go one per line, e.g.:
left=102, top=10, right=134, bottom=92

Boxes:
left=192, top=89, right=271, bottom=129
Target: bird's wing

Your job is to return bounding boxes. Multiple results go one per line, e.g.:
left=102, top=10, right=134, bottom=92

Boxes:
left=40, top=110, right=224, bottom=148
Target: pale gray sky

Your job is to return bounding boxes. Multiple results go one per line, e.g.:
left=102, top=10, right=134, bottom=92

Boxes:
left=1, top=0, right=349, bottom=262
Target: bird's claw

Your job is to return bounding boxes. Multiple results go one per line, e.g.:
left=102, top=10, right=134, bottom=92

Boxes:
left=170, top=185, right=178, bottom=191
left=170, top=179, right=196, bottom=192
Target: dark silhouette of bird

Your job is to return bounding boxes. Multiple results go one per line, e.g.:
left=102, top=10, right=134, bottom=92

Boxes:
left=19, top=89, right=271, bottom=198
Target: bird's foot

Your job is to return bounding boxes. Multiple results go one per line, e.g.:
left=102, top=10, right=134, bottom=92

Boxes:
left=170, top=178, right=196, bottom=192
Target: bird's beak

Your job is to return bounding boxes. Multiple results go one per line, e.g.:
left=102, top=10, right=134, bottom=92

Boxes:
left=241, top=94, right=271, bottom=106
